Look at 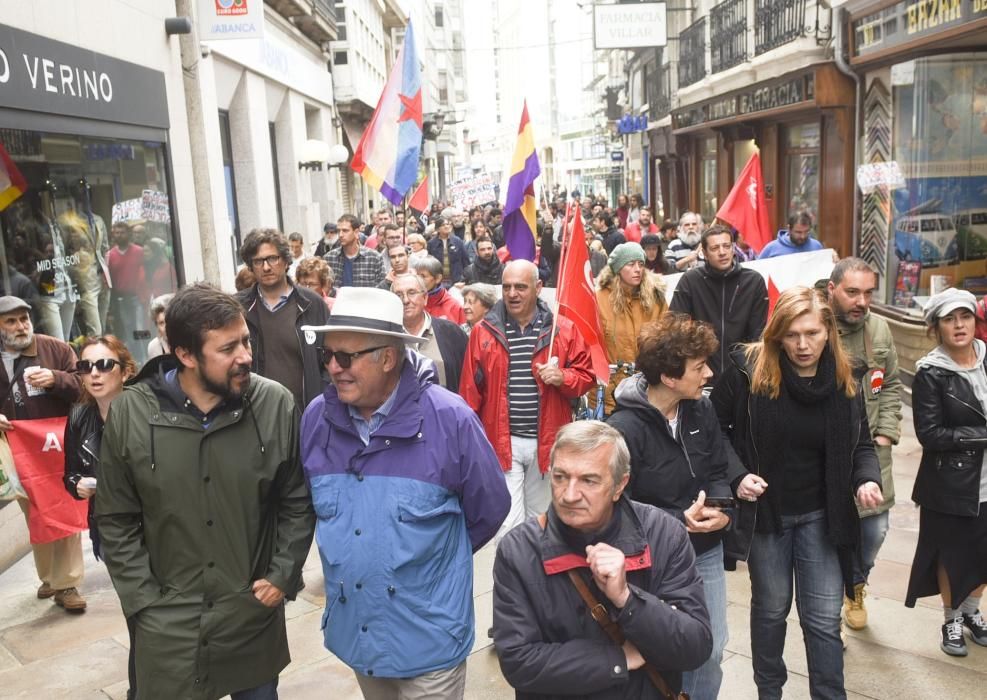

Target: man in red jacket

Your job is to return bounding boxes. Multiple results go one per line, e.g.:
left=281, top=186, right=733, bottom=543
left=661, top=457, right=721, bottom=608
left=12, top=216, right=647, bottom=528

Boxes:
left=460, top=260, right=595, bottom=538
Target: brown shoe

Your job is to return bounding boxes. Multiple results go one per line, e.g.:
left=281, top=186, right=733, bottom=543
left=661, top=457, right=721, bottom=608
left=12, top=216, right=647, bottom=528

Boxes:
left=37, top=582, right=55, bottom=599
left=53, top=587, right=87, bottom=612
left=843, top=583, right=867, bottom=630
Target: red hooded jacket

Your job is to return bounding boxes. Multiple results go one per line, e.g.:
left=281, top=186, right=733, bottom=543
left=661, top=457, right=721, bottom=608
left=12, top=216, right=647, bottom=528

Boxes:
left=460, top=300, right=595, bottom=473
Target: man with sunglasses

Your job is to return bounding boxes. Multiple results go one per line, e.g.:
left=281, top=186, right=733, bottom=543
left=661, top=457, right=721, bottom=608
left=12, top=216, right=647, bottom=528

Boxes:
left=300, top=287, right=509, bottom=698
left=96, top=283, right=314, bottom=700
left=0, top=295, right=86, bottom=611
left=235, top=228, right=329, bottom=411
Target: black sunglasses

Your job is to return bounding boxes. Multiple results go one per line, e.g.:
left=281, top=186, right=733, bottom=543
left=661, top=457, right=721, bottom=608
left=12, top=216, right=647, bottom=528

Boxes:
left=76, top=358, right=123, bottom=373
left=317, top=345, right=389, bottom=368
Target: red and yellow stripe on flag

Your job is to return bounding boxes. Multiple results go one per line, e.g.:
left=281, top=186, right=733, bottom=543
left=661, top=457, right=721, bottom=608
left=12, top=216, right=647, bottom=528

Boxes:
left=0, top=141, right=28, bottom=211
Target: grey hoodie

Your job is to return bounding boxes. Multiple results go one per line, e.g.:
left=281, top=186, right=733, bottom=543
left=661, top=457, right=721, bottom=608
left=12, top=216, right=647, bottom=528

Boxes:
left=916, top=339, right=987, bottom=501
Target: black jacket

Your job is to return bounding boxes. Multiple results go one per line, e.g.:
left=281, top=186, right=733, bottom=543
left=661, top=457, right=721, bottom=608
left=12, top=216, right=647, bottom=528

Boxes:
left=493, top=498, right=712, bottom=699
left=912, top=361, right=987, bottom=516
left=606, top=375, right=747, bottom=555
left=668, top=262, right=768, bottom=385
left=602, top=227, right=626, bottom=255
left=461, top=256, right=504, bottom=285
left=711, top=350, right=880, bottom=589
left=63, top=402, right=104, bottom=558
left=427, top=315, right=469, bottom=393
left=235, top=283, right=329, bottom=410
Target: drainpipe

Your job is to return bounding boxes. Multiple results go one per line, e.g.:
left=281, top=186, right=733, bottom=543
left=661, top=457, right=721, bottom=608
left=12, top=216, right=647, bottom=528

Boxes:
left=176, top=0, right=222, bottom=284
left=832, top=7, right=863, bottom=255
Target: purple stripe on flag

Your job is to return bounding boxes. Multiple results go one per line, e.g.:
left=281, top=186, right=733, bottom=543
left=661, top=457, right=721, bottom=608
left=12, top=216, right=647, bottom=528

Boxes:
left=380, top=182, right=403, bottom=207
left=503, top=152, right=541, bottom=214
left=503, top=210, right=536, bottom=261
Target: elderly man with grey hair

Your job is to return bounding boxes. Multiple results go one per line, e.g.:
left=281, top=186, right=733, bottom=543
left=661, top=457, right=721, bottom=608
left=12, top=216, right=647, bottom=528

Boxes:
left=460, top=260, right=595, bottom=539
left=391, top=272, right=468, bottom=392
left=666, top=211, right=704, bottom=271
left=492, top=420, right=713, bottom=699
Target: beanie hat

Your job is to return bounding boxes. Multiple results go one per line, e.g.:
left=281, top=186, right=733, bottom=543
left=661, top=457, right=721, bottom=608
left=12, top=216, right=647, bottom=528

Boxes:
left=607, top=242, right=646, bottom=274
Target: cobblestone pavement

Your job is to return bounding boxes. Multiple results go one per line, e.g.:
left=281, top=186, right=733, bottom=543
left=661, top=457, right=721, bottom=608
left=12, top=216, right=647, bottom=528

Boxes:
left=0, top=405, right=984, bottom=698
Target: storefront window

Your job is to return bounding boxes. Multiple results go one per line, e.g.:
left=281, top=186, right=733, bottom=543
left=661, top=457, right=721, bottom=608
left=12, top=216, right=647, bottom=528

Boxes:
left=890, top=53, right=987, bottom=307
left=784, top=122, right=820, bottom=223
left=701, top=136, right=717, bottom=222
left=0, top=128, right=179, bottom=363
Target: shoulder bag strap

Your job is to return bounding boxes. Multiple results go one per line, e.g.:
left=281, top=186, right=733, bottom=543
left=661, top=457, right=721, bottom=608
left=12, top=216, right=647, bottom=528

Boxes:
left=536, top=513, right=683, bottom=700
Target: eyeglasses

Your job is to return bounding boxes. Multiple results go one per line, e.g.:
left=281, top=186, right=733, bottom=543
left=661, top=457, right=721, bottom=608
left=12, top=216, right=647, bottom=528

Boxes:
left=76, top=358, right=123, bottom=374
left=393, top=290, right=424, bottom=301
left=317, top=345, right=389, bottom=368
left=250, top=255, right=284, bottom=268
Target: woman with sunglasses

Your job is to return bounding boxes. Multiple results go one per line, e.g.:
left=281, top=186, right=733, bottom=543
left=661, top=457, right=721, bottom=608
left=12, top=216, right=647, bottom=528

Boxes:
left=63, top=335, right=137, bottom=698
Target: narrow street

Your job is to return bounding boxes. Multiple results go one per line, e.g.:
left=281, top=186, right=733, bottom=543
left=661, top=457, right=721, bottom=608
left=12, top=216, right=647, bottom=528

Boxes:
left=0, top=405, right=984, bottom=699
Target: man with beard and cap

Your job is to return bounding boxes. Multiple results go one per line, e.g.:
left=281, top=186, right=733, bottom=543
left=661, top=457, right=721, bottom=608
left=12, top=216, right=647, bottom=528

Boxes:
left=669, top=224, right=768, bottom=389
left=827, top=258, right=902, bottom=638
left=96, top=283, right=315, bottom=700
left=0, top=295, right=85, bottom=612
left=666, top=211, right=704, bottom=271
left=460, top=237, right=504, bottom=286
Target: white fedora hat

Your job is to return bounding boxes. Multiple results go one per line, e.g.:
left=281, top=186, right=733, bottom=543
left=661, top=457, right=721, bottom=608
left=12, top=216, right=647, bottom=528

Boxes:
left=300, top=287, right=423, bottom=344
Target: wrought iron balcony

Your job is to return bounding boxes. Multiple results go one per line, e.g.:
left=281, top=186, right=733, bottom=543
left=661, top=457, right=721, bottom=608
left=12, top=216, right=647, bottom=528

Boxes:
left=678, top=18, right=707, bottom=89
left=710, top=0, right=748, bottom=73
left=648, top=61, right=672, bottom=120
left=755, top=0, right=807, bottom=55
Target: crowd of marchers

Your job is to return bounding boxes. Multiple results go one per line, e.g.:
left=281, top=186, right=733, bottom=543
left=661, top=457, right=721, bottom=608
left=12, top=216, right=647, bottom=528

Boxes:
left=0, top=191, right=984, bottom=700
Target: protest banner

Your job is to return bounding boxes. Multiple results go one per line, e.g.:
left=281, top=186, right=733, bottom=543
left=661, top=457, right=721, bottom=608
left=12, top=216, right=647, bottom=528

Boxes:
left=449, top=172, right=497, bottom=210
left=8, top=417, right=88, bottom=544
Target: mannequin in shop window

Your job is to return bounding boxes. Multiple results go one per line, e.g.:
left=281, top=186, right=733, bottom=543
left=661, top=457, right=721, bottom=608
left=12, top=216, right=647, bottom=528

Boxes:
left=66, top=179, right=110, bottom=337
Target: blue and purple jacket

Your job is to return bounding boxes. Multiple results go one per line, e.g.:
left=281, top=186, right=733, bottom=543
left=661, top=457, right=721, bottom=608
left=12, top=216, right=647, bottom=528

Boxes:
left=300, top=351, right=509, bottom=678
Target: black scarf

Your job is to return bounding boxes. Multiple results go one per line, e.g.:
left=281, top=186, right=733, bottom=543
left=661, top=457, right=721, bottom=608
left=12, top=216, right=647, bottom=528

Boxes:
left=472, top=254, right=503, bottom=278
left=752, top=346, right=858, bottom=549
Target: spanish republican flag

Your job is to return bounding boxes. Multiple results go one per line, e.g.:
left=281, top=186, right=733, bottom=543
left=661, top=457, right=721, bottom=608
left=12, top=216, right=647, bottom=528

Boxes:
left=502, top=102, right=540, bottom=261
left=350, top=19, right=423, bottom=206
left=0, top=142, right=27, bottom=211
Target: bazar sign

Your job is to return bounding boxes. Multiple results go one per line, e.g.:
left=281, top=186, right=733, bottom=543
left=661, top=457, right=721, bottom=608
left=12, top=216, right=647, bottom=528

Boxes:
left=852, top=0, right=987, bottom=58
left=594, top=2, right=667, bottom=49
left=673, top=75, right=813, bottom=129
left=0, top=24, right=168, bottom=128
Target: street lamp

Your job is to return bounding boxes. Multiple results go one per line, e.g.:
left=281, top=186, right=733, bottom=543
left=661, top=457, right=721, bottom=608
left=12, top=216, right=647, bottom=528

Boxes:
left=298, top=140, right=350, bottom=171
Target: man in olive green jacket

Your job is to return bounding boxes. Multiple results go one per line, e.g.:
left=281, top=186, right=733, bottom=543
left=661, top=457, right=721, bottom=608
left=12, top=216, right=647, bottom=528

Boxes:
left=829, top=258, right=902, bottom=633
left=96, top=284, right=315, bottom=700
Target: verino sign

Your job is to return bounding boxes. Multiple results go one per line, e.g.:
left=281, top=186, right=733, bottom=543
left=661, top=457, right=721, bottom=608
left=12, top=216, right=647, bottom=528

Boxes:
left=0, top=23, right=168, bottom=129
left=594, top=2, right=668, bottom=49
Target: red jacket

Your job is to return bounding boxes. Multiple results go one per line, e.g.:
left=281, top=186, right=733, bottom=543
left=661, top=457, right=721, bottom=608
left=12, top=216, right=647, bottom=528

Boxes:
left=623, top=221, right=658, bottom=243
left=425, top=287, right=466, bottom=324
left=460, top=301, right=595, bottom=473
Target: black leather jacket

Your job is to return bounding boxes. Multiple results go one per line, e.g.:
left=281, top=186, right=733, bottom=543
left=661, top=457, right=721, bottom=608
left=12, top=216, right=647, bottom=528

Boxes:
left=63, top=402, right=104, bottom=556
left=912, top=360, right=987, bottom=517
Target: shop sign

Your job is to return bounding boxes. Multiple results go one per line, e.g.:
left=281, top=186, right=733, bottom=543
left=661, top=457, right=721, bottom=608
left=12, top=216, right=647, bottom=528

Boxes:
left=199, top=0, right=265, bottom=41
left=594, top=3, right=667, bottom=50
left=852, top=0, right=986, bottom=58
left=610, top=151, right=625, bottom=162
left=673, top=75, right=812, bottom=129
left=0, top=24, right=168, bottom=129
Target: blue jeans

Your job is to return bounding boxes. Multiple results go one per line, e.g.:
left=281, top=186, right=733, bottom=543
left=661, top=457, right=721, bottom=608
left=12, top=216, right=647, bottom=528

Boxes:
left=682, top=542, right=728, bottom=700
left=230, top=678, right=278, bottom=700
left=853, top=510, right=890, bottom=586
left=748, top=510, right=845, bottom=700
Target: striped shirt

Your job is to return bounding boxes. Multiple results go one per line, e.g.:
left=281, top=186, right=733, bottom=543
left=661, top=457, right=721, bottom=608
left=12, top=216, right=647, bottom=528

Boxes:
left=506, top=311, right=544, bottom=437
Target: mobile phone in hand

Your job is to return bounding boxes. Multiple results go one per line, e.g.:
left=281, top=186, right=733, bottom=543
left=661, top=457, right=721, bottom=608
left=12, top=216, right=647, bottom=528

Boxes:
left=703, top=496, right=736, bottom=509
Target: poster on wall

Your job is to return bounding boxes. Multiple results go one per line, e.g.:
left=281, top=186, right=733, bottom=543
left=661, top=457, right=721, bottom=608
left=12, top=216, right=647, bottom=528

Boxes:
left=892, top=56, right=987, bottom=269
left=892, top=260, right=921, bottom=308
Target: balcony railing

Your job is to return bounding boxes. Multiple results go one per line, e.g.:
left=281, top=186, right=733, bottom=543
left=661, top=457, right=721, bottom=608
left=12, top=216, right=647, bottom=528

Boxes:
left=755, top=0, right=806, bottom=55
left=710, top=0, right=748, bottom=73
left=313, top=0, right=338, bottom=23
left=649, top=61, right=672, bottom=120
left=678, top=18, right=707, bottom=89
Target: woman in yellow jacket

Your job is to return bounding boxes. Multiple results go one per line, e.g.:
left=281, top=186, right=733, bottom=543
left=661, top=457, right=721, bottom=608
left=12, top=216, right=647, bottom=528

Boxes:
left=595, top=242, right=668, bottom=414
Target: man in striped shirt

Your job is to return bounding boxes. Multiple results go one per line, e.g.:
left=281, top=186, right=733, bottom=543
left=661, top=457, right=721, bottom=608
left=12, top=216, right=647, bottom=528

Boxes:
left=460, top=260, right=596, bottom=539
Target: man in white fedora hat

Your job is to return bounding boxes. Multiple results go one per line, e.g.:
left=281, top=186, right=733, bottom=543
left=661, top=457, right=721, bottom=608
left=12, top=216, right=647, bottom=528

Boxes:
left=300, top=287, right=509, bottom=699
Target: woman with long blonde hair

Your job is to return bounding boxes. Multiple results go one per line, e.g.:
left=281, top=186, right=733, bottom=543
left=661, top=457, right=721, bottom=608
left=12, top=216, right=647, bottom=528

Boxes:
left=595, top=242, right=667, bottom=414
left=712, top=286, right=882, bottom=699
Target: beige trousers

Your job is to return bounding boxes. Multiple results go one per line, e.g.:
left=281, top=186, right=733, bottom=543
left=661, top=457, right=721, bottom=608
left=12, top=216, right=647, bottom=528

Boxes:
left=355, top=660, right=467, bottom=700
left=17, top=498, right=84, bottom=590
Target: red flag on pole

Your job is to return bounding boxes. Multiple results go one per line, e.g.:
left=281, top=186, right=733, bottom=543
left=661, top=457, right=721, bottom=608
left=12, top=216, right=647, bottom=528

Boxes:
left=555, top=209, right=610, bottom=384
left=715, top=152, right=773, bottom=254
left=7, top=417, right=88, bottom=544
left=408, top=176, right=429, bottom=229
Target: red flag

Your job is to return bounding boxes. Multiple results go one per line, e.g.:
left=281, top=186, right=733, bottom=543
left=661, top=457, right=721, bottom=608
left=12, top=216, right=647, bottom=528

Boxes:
left=408, top=176, right=429, bottom=229
left=716, top=152, right=772, bottom=253
left=555, top=210, right=609, bottom=383
left=766, top=275, right=782, bottom=317
left=7, top=417, right=88, bottom=544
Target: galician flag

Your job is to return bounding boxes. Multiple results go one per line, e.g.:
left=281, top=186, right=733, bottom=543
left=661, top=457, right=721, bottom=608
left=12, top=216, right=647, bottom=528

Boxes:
left=502, top=102, right=540, bottom=261
left=350, top=20, right=423, bottom=206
